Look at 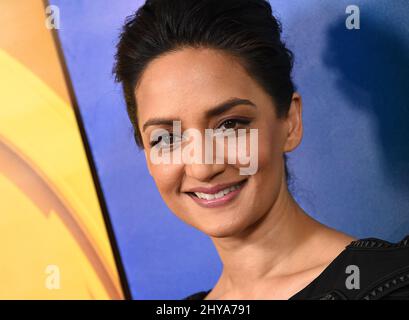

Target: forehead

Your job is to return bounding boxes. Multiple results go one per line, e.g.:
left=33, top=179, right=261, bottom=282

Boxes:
left=135, top=48, right=262, bottom=125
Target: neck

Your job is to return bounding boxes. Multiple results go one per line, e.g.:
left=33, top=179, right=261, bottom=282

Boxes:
left=210, top=177, right=324, bottom=293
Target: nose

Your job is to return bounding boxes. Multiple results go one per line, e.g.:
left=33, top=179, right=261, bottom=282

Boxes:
left=184, top=162, right=226, bottom=182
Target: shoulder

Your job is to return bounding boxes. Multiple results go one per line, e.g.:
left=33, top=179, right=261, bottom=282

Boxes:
left=292, top=234, right=409, bottom=300
left=182, top=234, right=409, bottom=300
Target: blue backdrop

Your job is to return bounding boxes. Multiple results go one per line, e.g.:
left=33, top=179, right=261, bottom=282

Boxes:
left=51, top=0, right=409, bottom=299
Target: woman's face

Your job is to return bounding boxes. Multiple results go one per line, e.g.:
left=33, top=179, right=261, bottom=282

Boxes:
left=135, top=48, right=302, bottom=238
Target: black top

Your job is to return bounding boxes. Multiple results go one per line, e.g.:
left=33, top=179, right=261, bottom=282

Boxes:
left=184, top=234, right=409, bottom=300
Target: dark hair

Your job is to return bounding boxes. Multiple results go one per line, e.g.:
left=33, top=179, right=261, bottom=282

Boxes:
left=113, top=0, right=295, bottom=185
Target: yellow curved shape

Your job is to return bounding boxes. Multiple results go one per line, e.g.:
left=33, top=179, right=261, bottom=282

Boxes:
left=0, top=49, right=124, bottom=299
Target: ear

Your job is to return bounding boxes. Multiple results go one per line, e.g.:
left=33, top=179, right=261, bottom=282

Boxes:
left=283, top=92, right=303, bottom=153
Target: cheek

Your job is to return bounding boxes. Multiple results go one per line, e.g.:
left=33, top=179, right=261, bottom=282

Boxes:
left=149, top=162, right=184, bottom=196
left=258, top=136, right=282, bottom=171
left=249, top=123, right=286, bottom=207
left=255, top=121, right=285, bottom=171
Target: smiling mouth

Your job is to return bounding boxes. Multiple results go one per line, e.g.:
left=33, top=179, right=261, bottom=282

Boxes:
left=185, top=179, right=247, bottom=208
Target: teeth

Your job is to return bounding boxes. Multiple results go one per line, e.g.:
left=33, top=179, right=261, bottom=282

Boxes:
left=194, top=183, right=242, bottom=200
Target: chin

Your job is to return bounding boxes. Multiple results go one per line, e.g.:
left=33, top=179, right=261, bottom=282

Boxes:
left=191, top=215, right=254, bottom=239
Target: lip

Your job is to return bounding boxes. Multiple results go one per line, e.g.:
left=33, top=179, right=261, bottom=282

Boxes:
left=184, top=179, right=248, bottom=194
left=185, top=179, right=247, bottom=208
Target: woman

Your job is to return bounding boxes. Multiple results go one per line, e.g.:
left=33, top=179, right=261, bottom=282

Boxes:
left=113, top=0, right=409, bottom=299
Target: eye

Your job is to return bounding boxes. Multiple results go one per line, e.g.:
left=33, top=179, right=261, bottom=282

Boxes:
left=217, top=118, right=251, bottom=131
left=149, top=133, right=182, bottom=149
left=149, top=133, right=172, bottom=147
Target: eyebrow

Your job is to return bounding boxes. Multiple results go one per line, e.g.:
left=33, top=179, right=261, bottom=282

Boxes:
left=142, top=97, right=256, bottom=132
